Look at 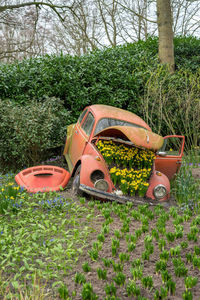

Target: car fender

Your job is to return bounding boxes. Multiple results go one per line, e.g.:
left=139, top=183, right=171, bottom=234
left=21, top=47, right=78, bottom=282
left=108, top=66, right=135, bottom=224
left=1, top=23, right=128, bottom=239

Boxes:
left=146, top=171, right=170, bottom=201
left=79, top=154, right=114, bottom=193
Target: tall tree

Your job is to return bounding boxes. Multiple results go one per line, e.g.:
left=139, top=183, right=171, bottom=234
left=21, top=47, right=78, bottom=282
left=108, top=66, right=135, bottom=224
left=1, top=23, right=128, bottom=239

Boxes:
left=156, top=0, right=175, bottom=72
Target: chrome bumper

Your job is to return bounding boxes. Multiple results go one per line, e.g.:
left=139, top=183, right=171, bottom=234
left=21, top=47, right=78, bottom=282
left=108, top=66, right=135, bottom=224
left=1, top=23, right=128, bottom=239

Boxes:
left=79, top=184, right=155, bottom=206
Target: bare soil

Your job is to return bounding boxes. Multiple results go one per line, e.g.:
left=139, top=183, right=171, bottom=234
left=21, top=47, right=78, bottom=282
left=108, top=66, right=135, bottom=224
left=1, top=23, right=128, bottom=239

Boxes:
left=57, top=197, right=200, bottom=300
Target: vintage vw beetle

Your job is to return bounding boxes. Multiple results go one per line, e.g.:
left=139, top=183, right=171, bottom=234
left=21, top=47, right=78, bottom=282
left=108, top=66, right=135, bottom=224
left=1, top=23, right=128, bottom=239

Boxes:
left=63, top=105, right=185, bottom=202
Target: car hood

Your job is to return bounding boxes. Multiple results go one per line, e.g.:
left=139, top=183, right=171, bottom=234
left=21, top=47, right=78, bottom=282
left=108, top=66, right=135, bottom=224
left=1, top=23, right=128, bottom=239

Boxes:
left=93, top=126, right=164, bottom=151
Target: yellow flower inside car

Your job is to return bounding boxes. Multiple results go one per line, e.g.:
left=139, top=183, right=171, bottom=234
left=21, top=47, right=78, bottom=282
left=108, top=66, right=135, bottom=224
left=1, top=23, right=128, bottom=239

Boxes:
left=97, top=140, right=155, bottom=197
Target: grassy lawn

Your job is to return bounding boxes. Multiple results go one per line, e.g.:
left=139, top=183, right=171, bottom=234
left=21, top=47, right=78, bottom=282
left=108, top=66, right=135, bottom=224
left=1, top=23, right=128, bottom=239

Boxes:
left=0, top=157, right=199, bottom=299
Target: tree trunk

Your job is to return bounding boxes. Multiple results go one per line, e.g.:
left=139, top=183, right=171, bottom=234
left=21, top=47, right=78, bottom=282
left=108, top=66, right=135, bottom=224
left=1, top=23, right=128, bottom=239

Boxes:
left=156, top=0, right=175, bottom=72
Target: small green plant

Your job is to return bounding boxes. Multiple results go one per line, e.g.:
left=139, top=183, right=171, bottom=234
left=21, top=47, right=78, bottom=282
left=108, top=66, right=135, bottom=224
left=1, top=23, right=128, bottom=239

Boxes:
left=126, top=280, right=141, bottom=297
left=102, top=258, right=113, bottom=268
left=126, top=233, right=136, bottom=243
left=170, top=245, right=181, bottom=257
left=161, top=270, right=171, bottom=284
left=135, top=229, right=142, bottom=239
left=97, top=268, right=107, bottom=280
left=102, top=208, right=111, bottom=219
left=141, top=224, right=149, bottom=233
left=169, top=207, right=178, bottom=218
left=131, top=259, right=141, bottom=268
left=151, top=229, right=159, bottom=241
left=58, top=284, right=69, bottom=300
left=81, top=283, right=98, bottom=300
left=173, top=215, right=184, bottom=226
left=154, top=287, right=168, bottom=300
left=92, top=241, right=102, bottom=251
left=97, top=233, right=105, bottom=243
left=142, top=250, right=150, bottom=261
left=112, top=262, right=124, bottom=272
left=184, top=276, right=198, bottom=292
left=127, top=242, right=136, bottom=252
left=141, top=276, right=153, bottom=290
left=74, top=272, right=86, bottom=284
left=102, top=224, right=110, bottom=235
left=131, top=267, right=143, bottom=280
left=82, top=262, right=91, bottom=273
left=155, top=260, right=167, bottom=273
left=114, top=230, right=121, bottom=239
left=160, top=250, right=169, bottom=262
left=113, top=272, right=126, bottom=286
left=180, top=241, right=188, bottom=249
left=88, top=249, right=99, bottom=261
left=175, top=225, right=184, bottom=238
left=182, top=290, right=193, bottom=300
left=194, top=246, right=200, bottom=255
left=158, top=238, right=166, bottom=251
left=131, top=209, right=141, bottom=220
left=166, top=279, right=176, bottom=295
left=111, top=238, right=120, bottom=248
left=112, top=246, right=117, bottom=257
left=165, top=232, right=175, bottom=243
left=174, top=265, right=188, bottom=277
left=121, top=221, right=130, bottom=233
left=111, top=238, right=120, bottom=256
left=186, top=253, right=193, bottom=263
left=192, top=255, right=200, bottom=269
left=119, top=252, right=130, bottom=263
left=104, top=282, right=117, bottom=296
left=187, top=225, right=199, bottom=242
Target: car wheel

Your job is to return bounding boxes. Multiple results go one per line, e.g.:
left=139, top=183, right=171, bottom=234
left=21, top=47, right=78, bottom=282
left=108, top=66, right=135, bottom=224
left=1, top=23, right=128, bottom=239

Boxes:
left=72, top=165, right=83, bottom=196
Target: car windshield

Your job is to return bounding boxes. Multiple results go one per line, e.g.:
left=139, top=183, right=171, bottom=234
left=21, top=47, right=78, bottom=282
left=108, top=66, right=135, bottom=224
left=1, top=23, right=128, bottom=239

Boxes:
left=94, top=118, right=145, bottom=135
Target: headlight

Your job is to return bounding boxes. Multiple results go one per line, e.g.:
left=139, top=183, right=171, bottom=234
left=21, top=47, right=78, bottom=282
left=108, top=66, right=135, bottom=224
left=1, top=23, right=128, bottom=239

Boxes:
left=153, top=184, right=167, bottom=199
left=90, top=170, right=104, bottom=183
left=94, top=179, right=109, bottom=192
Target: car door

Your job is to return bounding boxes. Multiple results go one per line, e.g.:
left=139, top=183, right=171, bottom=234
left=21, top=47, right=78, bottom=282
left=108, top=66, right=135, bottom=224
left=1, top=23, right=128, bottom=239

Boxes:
left=69, top=110, right=95, bottom=168
left=155, top=135, right=185, bottom=180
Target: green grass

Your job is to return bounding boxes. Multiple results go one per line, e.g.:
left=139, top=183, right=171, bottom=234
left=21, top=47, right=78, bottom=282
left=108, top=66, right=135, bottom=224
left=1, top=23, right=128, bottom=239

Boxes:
left=0, top=174, right=96, bottom=298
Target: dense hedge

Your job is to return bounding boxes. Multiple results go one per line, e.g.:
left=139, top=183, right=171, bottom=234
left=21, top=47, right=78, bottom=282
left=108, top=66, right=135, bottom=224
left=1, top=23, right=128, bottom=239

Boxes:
left=0, top=36, right=199, bottom=171
left=0, top=37, right=199, bottom=117
left=0, top=98, right=70, bottom=172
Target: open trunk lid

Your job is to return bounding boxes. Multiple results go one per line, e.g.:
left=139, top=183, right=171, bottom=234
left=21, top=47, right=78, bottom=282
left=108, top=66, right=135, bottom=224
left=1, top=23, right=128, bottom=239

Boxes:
left=94, top=126, right=164, bottom=151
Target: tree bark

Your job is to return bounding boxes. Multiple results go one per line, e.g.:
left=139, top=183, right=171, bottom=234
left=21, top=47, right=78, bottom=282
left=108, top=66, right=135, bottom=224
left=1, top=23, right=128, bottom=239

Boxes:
left=156, top=0, right=175, bottom=72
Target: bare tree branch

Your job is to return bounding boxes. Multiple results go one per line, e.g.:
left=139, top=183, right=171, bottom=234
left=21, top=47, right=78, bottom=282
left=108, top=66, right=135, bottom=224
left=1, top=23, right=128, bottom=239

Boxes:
left=115, top=0, right=157, bottom=24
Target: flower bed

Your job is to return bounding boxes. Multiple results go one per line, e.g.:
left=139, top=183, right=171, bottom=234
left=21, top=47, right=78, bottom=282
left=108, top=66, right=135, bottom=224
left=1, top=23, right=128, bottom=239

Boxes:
left=96, top=140, right=156, bottom=197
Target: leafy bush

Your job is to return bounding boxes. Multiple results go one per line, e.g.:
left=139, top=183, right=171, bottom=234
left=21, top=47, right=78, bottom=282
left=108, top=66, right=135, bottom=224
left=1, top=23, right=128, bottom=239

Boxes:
left=141, top=67, right=200, bottom=150
left=0, top=37, right=199, bottom=117
left=0, top=97, right=70, bottom=172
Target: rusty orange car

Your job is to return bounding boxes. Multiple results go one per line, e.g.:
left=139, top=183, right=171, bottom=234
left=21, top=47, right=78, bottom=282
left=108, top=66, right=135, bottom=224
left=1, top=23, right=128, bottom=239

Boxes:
left=63, top=105, right=185, bottom=202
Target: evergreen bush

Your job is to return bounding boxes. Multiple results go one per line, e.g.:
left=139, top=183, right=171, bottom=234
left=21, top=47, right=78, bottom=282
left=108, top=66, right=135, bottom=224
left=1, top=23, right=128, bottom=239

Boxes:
left=0, top=97, right=70, bottom=172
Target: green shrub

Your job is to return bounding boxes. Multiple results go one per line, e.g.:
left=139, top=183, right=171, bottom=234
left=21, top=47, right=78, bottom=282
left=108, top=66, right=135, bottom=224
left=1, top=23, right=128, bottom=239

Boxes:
left=142, top=66, right=200, bottom=150
left=0, top=97, right=70, bottom=172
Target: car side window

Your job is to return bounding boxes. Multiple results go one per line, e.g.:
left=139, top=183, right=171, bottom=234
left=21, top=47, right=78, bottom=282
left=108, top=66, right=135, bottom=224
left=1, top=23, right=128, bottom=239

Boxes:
left=78, top=109, right=88, bottom=124
left=81, top=112, right=95, bottom=136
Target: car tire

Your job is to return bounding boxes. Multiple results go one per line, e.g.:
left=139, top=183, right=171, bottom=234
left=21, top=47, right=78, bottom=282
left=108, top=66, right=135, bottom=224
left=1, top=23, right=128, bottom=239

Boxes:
left=72, top=165, right=83, bottom=196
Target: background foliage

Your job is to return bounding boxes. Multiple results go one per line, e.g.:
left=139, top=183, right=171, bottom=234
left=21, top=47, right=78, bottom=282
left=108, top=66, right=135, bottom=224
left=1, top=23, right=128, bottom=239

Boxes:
left=0, top=36, right=199, bottom=171
left=0, top=98, right=69, bottom=172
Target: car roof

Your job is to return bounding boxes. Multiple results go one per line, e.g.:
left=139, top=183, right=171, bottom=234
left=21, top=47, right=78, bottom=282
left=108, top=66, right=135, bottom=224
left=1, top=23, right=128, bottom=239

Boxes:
left=89, top=104, right=151, bottom=131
